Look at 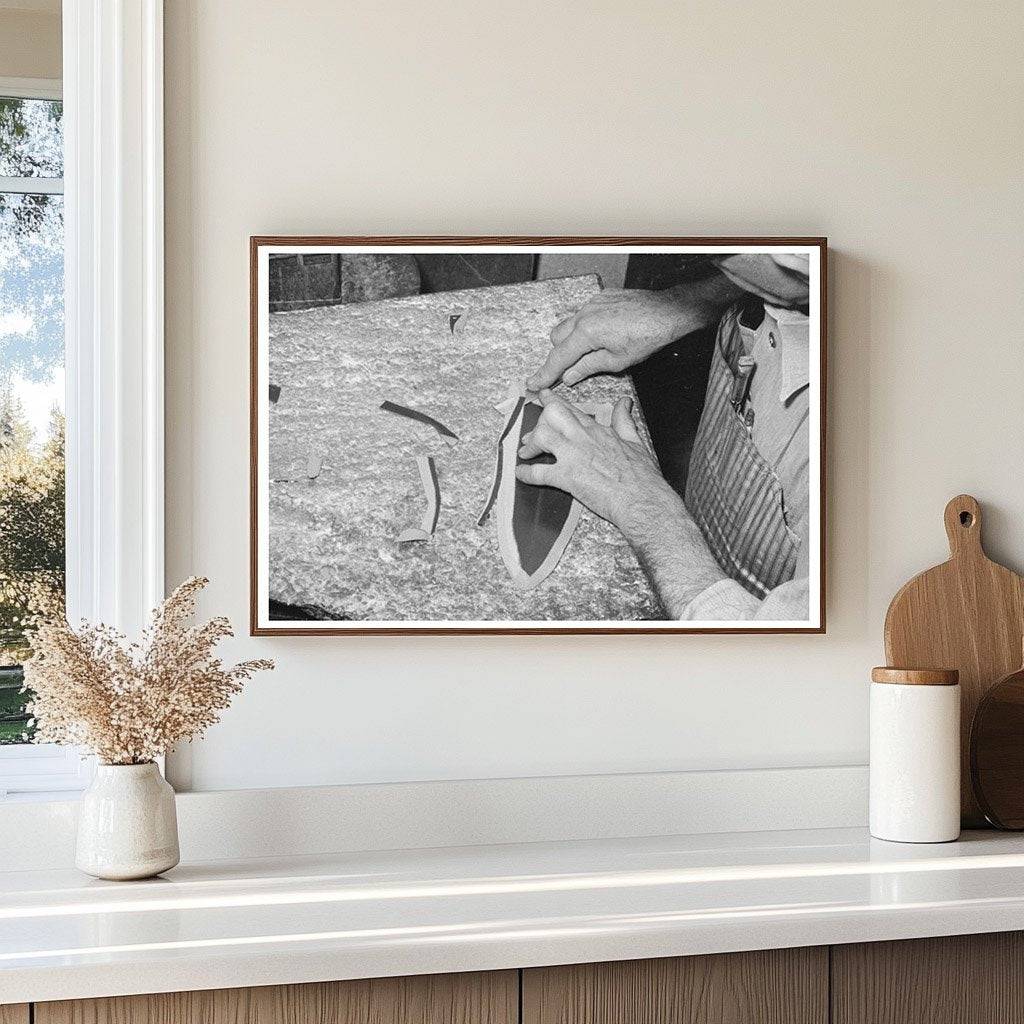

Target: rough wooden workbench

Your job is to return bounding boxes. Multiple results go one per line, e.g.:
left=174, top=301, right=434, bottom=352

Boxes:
left=267, top=275, right=661, bottom=622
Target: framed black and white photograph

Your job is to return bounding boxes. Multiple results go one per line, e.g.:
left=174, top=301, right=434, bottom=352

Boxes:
left=250, top=237, right=826, bottom=634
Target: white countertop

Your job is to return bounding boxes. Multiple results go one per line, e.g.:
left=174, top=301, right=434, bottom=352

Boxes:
left=4, top=826, right=1024, bottom=1004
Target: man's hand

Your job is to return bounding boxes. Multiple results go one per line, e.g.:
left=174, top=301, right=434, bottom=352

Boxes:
left=514, top=390, right=676, bottom=538
left=515, top=390, right=727, bottom=615
left=526, top=290, right=694, bottom=391
left=527, top=272, right=749, bottom=392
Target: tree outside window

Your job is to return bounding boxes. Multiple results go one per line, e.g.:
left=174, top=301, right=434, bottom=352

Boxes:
left=0, top=94, right=65, bottom=744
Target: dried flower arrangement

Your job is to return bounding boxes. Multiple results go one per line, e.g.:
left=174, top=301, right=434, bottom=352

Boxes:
left=22, top=577, right=273, bottom=765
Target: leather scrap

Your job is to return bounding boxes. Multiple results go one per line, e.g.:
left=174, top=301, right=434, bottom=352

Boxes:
left=397, top=455, right=441, bottom=543
left=477, top=393, right=526, bottom=527
left=488, top=386, right=611, bottom=589
left=380, top=400, right=460, bottom=441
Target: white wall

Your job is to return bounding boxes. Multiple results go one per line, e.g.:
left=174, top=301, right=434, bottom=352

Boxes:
left=164, top=0, right=1024, bottom=792
left=0, top=4, right=61, bottom=80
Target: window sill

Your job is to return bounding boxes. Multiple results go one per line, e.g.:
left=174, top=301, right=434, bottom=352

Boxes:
left=0, top=744, right=93, bottom=799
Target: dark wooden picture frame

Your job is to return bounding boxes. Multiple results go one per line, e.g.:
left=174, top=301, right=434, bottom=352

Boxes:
left=250, top=236, right=827, bottom=635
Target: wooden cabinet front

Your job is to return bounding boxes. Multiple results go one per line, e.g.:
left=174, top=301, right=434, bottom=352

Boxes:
left=832, top=932, right=1024, bottom=1024
left=34, top=971, right=517, bottom=1024
left=522, top=947, right=828, bottom=1024
left=25, top=931, right=1024, bottom=1024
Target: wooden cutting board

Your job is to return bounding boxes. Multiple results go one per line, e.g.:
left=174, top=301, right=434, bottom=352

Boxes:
left=884, top=494, right=1024, bottom=825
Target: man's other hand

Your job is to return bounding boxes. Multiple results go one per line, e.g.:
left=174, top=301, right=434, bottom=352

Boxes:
left=526, top=289, right=694, bottom=391
left=514, top=390, right=678, bottom=538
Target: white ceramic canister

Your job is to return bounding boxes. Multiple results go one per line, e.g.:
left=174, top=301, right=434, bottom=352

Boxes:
left=869, top=667, right=961, bottom=843
left=76, top=762, right=180, bottom=880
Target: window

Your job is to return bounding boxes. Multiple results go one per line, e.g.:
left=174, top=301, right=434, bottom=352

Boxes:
left=0, top=80, right=83, bottom=796
left=0, top=88, right=66, bottom=739
left=0, top=4, right=166, bottom=799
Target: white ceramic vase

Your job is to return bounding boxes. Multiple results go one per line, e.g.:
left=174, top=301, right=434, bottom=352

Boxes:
left=76, top=762, right=180, bottom=880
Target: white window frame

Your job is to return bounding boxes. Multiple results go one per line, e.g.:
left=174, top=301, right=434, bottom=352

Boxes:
left=0, top=77, right=61, bottom=101
left=0, top=0, right=164, bottom=799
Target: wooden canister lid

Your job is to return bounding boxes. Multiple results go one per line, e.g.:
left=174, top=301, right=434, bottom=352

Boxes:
left=871, top=667, right=959, bottom=686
